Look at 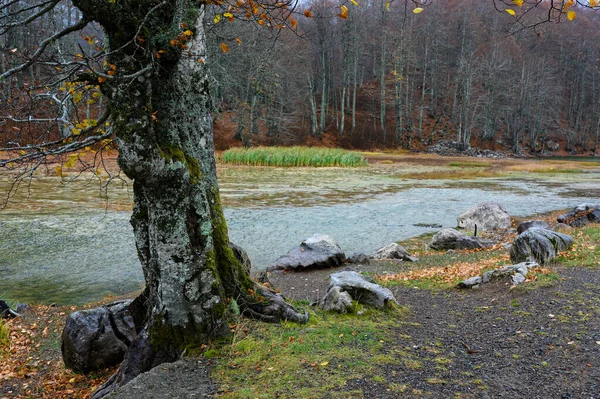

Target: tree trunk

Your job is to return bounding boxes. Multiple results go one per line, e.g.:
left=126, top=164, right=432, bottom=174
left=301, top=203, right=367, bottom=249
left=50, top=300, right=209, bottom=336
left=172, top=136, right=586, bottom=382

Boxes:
left=70, top=3, right=307, bottom=397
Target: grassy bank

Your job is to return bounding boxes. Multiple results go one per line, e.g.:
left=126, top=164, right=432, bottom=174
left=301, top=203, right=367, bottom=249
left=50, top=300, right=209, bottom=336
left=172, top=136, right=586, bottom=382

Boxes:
left=220, top=147, right=368, bottom=167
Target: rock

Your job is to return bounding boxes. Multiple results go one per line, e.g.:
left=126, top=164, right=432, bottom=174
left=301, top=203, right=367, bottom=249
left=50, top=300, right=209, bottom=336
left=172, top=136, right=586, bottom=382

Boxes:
left=0, top=300, right=20, bottom=319
left=346, top=253, right=370, bottom=264
left=457, top=276, right=482, bottom=289
left=373, top=243, right=418, bottom=262
left=554, top=223, right=573, bottom=234
left=512, top=273, right=526, bottom=285
left=15, top=303, right=29, bottom=313
left=230, top=242, right=251, bottom=274
left=268, top=234, right=345, bottom=272
left=510, top=228, right=574, bottom=264
left=62, top=300, right=137, bottom=373
left=457, top=202, right=511, bottom=231
left=557, top=204, right=600, bottom=227
left=329, top=271, right=396, bottom=309
left=107, top=359, right=215, bottom=399
left=460, top=261, right=538, bottom=289
left=482, top=270, right=496, bottom=284
left=517, top=220, right=551, bottom=234
left=318, top=286, right=354, bottom=313
left=430, top=228, right=492, bottom=251
left=413, top=223, right=443, bottom=228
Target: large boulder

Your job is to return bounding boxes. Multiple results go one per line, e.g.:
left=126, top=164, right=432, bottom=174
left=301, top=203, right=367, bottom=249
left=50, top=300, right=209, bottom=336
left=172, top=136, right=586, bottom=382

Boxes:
left=557, top=204, right=600, bottom=227
left=268, top=234, right=345, bottom=272
left=457, top=202, right=511, bottom=231
left=373, top=243, right=418, bottom=262
left=62, top=300, right=137, bottom=373
left=328, top=271, right=396, bottom=309
left=517, top=220, right=551, bottom=234
left=430, top=228, right=492, bottom=251
left=510, top=227, right=574, bottom=264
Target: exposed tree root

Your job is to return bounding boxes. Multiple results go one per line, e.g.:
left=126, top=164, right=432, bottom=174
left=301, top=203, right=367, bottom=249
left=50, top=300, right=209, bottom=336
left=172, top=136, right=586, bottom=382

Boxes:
left=90, top=283, right=306, bottom=398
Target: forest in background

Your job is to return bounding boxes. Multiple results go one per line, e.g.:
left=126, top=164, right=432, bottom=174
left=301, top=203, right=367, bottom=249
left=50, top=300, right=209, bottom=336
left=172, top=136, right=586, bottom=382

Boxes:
left=2, top=0, right=600, bottom=156
left=207, top=0, right=600, bottom=155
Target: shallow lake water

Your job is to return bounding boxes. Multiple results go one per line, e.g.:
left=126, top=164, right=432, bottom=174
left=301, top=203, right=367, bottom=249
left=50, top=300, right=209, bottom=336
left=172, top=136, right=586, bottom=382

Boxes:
left=1, top=163, right=599, bottom=305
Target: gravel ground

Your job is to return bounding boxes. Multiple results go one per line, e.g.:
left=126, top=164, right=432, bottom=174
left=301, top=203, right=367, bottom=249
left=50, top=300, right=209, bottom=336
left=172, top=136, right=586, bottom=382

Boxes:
left=270, top=265, right=600, bottom=399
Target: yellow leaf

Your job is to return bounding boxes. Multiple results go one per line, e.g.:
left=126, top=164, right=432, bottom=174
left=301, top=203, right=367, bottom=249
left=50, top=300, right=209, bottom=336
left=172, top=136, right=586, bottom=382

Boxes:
left=223, top=12, right=233, bottom=18
left=385, top=1, right=390, bottom=11
left=19, top=150, right=25, bottom=155
left=413, top=7, right=424, bottom=13
left=339, top=4, right=349, bottom=18
left=350, top=0, right=358, bottom=6
left=591, top=0, right=599, bottom=7
left=505, top=8, right=516, bottom=16
left=564, top=0, right=574, bottom=10
left=567, top=10, right=576, bottom=20
left=320, top=361, right=329, bottom=366
left=220, top=43, right=230, bottom=53
left=182, top=30, right=193, bottom=36
left=55, top=166, right=62, bottom=176
left=72, top=128, right=81, bottom=135
left=214, top=14, right=221, bottom=23
left=512, top=0, right=523, bottom=6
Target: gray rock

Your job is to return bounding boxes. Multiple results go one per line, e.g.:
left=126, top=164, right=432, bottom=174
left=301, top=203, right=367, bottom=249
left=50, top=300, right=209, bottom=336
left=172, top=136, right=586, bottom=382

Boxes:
left=517, top=220, right=551, bottom=234
left=457, top=276, right=482, bottom=289
left=62, top=300, right=136, bottom=373
left=268, top=234, right=345, bottom=272
left=457, top=202, right=511, bottom=231
left=318, top=286, right=354, bottom=313
left=557, top=204, right=600, bottom=227
left=482, top=270, right=497, bottom=283
left=373, top=243, right=418, bottom=262
left=512, top=273, right=526, bottom=285
left=430, top=228, right=492, bottom=251
left=329, top=271, right=396, bottom=309
left=510, top=228, right=574, bottom=264
left=107, top=359, right=215, bottom=399
left=347, top=253, right=371, bottom=264
left=230, top=242, right=251, bottom=274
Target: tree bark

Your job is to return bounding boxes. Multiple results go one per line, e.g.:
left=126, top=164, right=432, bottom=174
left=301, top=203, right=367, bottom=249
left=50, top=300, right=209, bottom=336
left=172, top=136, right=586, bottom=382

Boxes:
left=69, top=2, right=307, bottom=397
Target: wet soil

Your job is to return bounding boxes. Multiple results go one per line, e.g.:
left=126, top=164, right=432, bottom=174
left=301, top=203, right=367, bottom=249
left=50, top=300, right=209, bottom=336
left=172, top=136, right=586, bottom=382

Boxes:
left=271, top=264, right=600, bottom=398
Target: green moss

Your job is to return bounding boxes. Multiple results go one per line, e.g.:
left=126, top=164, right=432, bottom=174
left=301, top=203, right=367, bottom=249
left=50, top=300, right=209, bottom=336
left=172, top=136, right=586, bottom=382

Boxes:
left=158, top=145, right=202, bottom=183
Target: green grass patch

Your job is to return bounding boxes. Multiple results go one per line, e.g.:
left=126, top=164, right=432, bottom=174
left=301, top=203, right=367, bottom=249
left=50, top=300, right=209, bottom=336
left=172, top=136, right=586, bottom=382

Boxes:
left=220, top=146, right=368, bottom=167
left=555, top=226, right=600, bottom=267
left=209, top=306, right=404, bottom=398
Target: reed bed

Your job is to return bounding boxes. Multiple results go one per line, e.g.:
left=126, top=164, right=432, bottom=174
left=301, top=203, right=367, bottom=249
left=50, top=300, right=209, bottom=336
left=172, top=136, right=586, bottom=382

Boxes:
left=220, top=146, right=368, bottom=167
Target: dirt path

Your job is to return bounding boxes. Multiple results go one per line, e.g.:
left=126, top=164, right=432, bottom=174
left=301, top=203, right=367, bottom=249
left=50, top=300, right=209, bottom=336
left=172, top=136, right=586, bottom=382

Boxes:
left=271, top=266, right=600, bottom=398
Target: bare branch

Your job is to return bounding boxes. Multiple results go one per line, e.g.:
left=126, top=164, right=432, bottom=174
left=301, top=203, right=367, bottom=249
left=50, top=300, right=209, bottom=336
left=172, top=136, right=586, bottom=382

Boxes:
left=0, top=17, right=89, bottom=81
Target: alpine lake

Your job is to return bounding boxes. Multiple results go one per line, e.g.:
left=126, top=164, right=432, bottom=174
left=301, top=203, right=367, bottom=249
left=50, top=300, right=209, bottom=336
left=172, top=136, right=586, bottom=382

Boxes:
left=1, top=154, right=599, bottom=305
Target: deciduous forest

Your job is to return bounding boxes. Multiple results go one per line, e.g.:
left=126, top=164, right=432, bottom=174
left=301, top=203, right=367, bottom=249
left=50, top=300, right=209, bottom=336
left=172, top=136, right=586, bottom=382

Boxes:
left=207, top=0, right=600, bottom=155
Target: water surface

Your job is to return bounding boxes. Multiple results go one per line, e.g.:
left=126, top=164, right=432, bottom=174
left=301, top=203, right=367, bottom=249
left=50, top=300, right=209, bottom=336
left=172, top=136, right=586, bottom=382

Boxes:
left=1, top=164, right=599, bottom=304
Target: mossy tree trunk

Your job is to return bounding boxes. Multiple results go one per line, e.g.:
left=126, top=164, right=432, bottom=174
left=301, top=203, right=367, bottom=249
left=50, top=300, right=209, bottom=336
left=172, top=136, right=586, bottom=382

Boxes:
left=70, top=1, right=306, bottom=397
